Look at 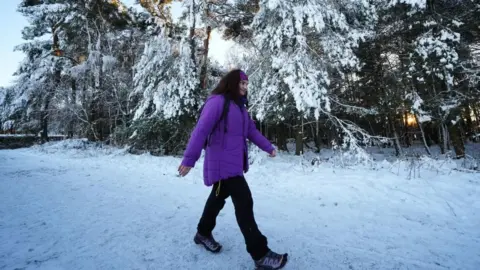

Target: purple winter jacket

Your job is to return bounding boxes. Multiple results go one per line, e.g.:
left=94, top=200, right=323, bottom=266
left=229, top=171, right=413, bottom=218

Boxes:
left=181, top=94, right=275, bottom=186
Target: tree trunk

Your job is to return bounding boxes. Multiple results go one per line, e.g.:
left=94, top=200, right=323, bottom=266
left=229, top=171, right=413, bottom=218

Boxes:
left=404, top=110, right=411, bottom=147
left=67, top=79, right=77, bottom=138
left=189, top=0, right=197, bottom=66
left=295, top=127, right=303, bottom=155
left=277, top=123, right=288, bottom=151
left=40, top=98, right=51, bottom=143
left=463, top=102, right=474, bottom=135
left=40, top=30, right=62, bottom=143
left=438, top=124, right=445, bottom=154
left=472, top=104, right=480, bottom=133
left=265, top=123, right=269, bottom=140
left=316, top=121, right=321, bottom=153
left=200, top=25, right=211, bottom=90
left=389, top=114, right=402, bottom=156
left=295, top=117, right=304, bottom=155
left=311, top=122, right=321, bottom=153
left=444, top=123, right=450, bottom=151
left=87, top=98, right=98, bottom=141
left=40, top=83, right=57, bottom=143
left=447, top=123, right=465, bottom=158
left=439, top=123, right=449, bottom=154
left=415, top=114, right=431, bottom=155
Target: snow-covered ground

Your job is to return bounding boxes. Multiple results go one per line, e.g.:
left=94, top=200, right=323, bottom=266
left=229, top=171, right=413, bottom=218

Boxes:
left=1, top=140, right=479, bottom=270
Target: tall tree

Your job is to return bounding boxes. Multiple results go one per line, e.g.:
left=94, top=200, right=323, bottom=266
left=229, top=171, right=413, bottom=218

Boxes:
left=15, top=0, right=73, bottom=141
left=245, top=0, right=378, bottom=155
left=128, top=0, right=206, bottom=154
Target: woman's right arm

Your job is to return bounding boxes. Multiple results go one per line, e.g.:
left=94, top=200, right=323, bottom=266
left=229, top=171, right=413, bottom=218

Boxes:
left=181, top=95, right=224, bottom=168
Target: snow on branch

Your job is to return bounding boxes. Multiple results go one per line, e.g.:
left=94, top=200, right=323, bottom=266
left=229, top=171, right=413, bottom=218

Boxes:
left=249, top=0, right=376, bottom=121
left=132, top=30, right=199, bottom=120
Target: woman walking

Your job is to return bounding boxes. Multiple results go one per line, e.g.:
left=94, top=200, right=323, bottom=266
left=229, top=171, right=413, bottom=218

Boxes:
left=178, top=69, right=288, bottom=270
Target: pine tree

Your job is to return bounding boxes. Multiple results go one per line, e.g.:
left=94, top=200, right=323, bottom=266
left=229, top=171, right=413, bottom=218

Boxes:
left=14, top=0, right=137, bottom=141
left=403, top=0, right=479, bottom=158
left=15, top=0, right=72, bottom=141
left=131, top=30, right=199, bottom=121
left=353, top=0, right=480, bottom=157
left=128, top=0, right=205, bottom=154
left=244, top=0, right=378, bottom=156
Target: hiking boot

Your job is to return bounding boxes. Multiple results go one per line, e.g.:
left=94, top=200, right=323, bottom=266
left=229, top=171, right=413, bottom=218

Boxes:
left=193, top=232, right=222, bottom=253
left=255, top=250, right=288, bottom=270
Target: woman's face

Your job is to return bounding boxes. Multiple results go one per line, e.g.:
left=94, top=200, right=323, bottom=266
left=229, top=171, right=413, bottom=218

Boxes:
left=239, top=80, right=248, bottom=96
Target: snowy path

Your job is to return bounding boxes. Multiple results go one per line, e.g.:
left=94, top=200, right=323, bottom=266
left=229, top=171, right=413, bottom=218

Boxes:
left=1, top=145, right=479, bottom=270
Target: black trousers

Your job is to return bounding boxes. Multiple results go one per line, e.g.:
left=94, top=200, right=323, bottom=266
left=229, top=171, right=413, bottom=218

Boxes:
left=197, top=176, right=269, bottom=260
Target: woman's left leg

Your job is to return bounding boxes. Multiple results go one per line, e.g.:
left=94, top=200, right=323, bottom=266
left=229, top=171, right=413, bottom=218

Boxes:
left=227, top=176, right=269, bottom=260
left=197, top=181, right=229, bottom=237
left=195, top=180, right=230, bottom=253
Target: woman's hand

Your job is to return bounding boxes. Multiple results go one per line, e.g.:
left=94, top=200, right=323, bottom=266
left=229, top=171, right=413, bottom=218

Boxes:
left=269, top=149, right=277, bottom=157
left=178, top=164, right=192, bottom=177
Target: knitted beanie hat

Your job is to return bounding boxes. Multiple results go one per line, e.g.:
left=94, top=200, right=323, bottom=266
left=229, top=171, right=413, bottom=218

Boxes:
left=239, top=70, right=248, bottom=81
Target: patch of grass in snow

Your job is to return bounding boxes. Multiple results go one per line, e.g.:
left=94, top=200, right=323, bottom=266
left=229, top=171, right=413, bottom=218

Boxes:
left=31, top=139, right=478, bottom=179
left=250, top=142, right=479, bottom=179
left=31, top=138, right=129, bottom=157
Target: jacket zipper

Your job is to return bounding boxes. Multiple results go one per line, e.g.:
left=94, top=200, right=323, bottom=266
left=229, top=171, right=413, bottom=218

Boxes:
left=240, top=105, right=247, bottom=171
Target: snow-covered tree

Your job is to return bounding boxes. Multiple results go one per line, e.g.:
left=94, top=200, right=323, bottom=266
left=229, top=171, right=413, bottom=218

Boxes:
left=248, top=0, right=377, bottom=121
left=14, top=0, right=73, bottom=140
left=402, top=0, right=480, bottom=157
left=354, top=0, right=480, bottom=158
left=13, top=0, right=138, bottom=141
left=7, top=0, right=478, bottom=159
left=127, top=0, right=208, bottom=154
left=237, top=0, right=380, bottom=156
left=0, top=87, right=11, bottom=131
left=132, top=32, right=199, bottom=120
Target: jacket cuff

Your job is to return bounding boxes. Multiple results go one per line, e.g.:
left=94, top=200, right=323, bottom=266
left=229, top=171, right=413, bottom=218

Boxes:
left=181, top=157, right=196, bottom=167
left=265, top=145, right=275, bottom=154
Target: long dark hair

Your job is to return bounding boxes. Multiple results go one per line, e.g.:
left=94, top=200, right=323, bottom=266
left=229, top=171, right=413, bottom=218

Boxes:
left=211, top=69, right=245, bottom=101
